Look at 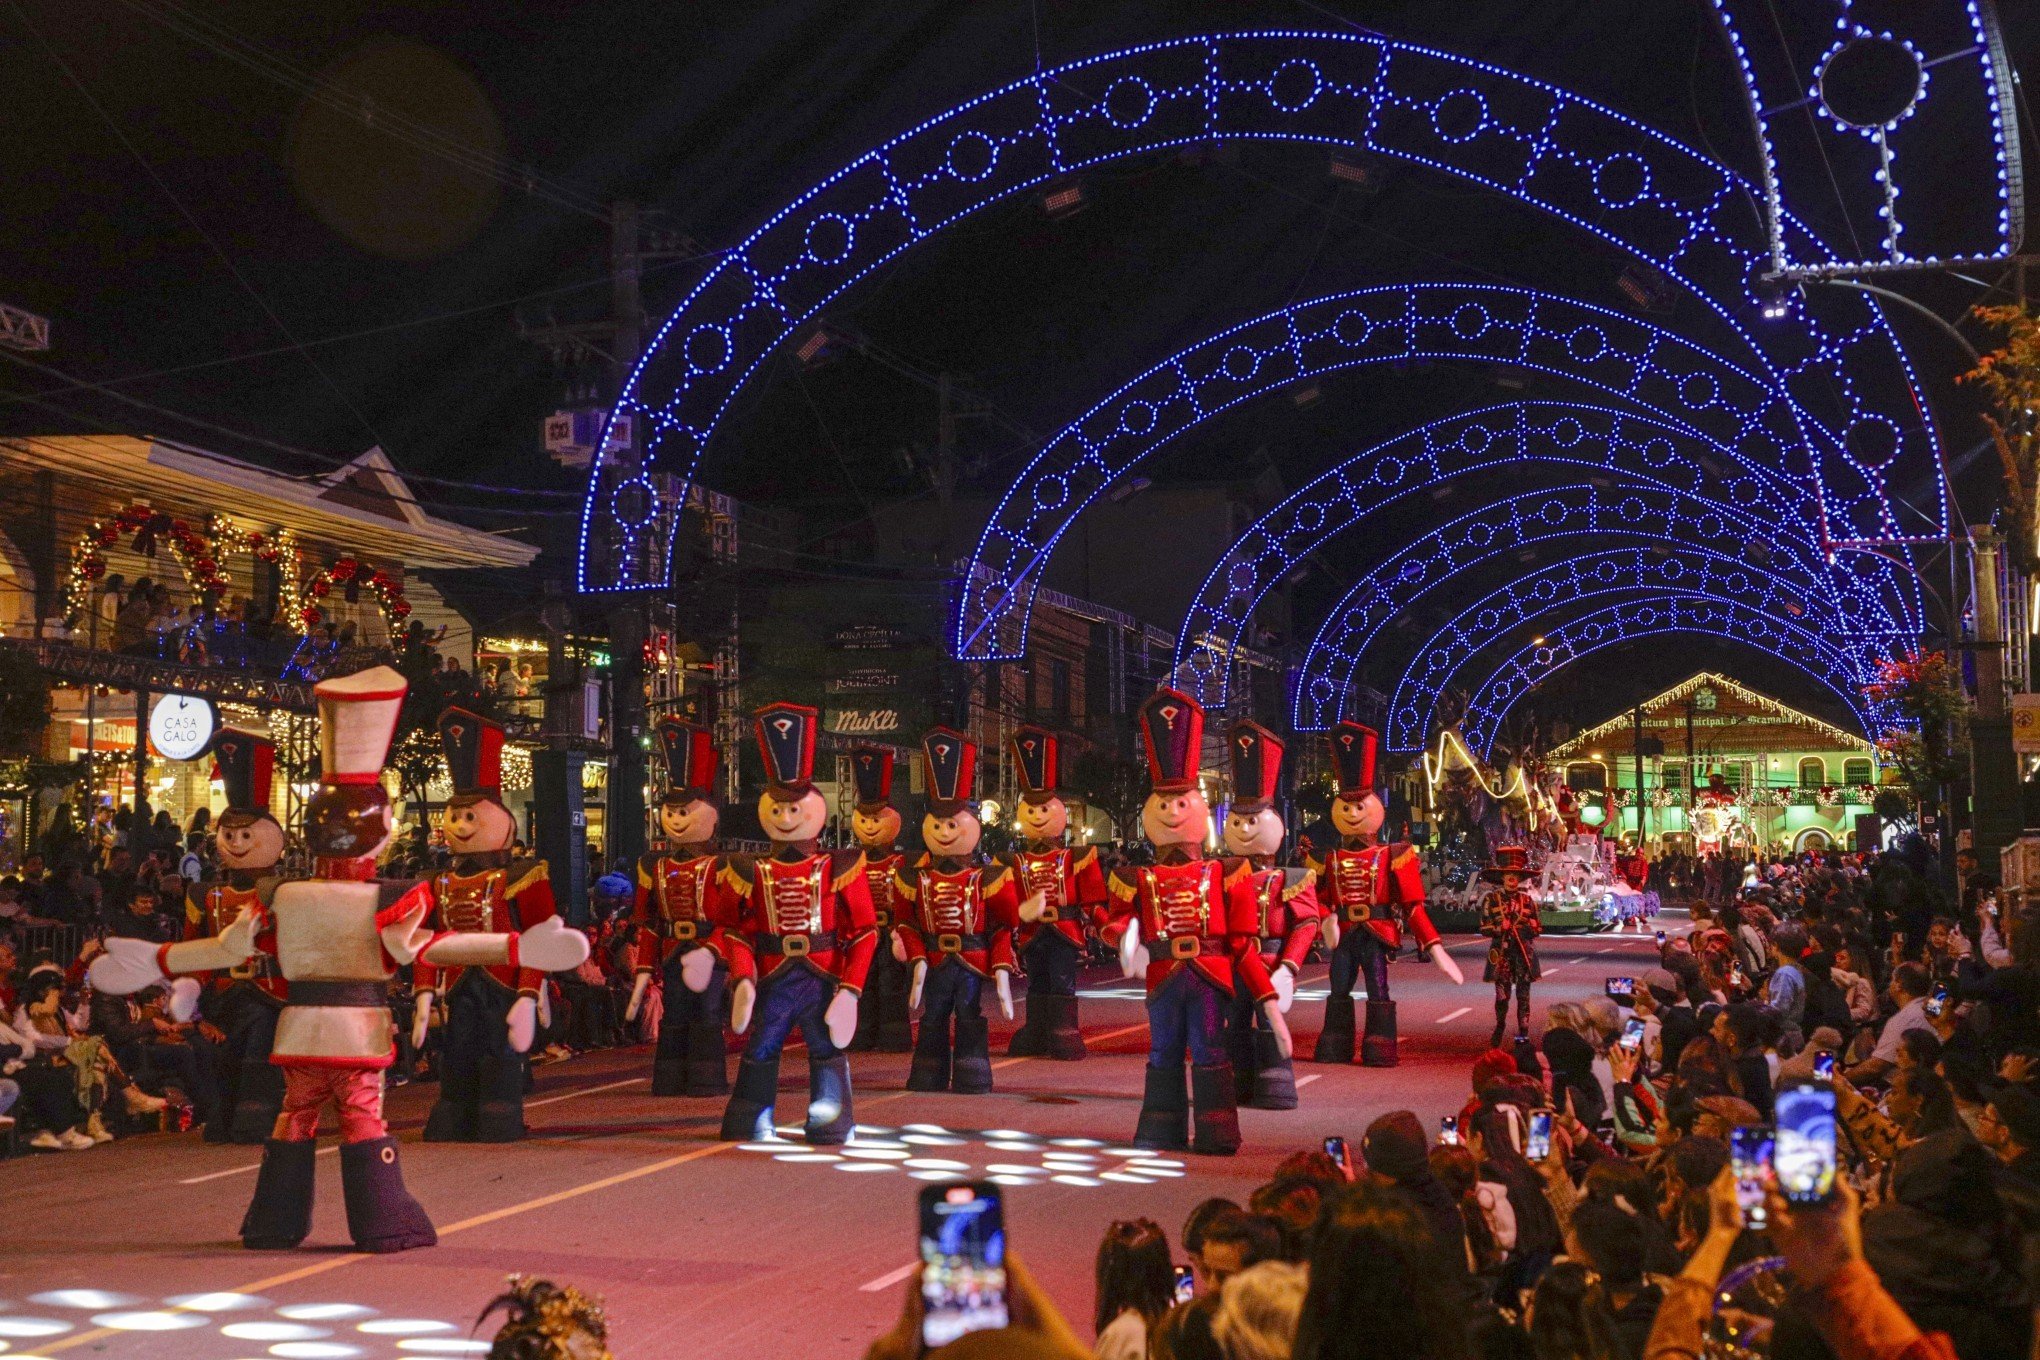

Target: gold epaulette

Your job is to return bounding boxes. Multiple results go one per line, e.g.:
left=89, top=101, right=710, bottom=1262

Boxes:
left=1303, top=850, right=1326, bottom=874
left=983, top=863, right=1010, bottom=893
left=719, top=860, right=753, bottom=898
left=1108, top=871, right=1138, bottom=904
left=1073, top=845, right=1098, bottom=874
left=637, top=858, right=655, bottom=889
left=1223, top=859, right=1253, bottom=889
left=1280, top=869, right=1314, bottom=902
left=831, top=850, right=867, bottom=893
left=506, top=859, right=550, bottom=897
left=1390, top=846, right=1419, bottom=870
left=892, top=867, right=919, bottom=902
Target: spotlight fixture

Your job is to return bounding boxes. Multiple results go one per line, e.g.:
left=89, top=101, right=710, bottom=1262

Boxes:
left=1753, top=273, right=1799, bottom=322
left=1291, top=381, right=1322, bottom=408
left=1042, top=179, right=1088, bottom=220
left=1615, top=261, right=1676, bottom=315
left=1107, top=475, right=1152, bottom=504
left=1328, top=150, right=1384, bottom=195
left=794, top=325, right=839, bottom=369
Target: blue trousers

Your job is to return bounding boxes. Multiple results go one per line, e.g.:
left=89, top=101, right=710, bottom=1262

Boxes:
left=1327, top=926, right=1393, bottom=1004
left=742, top=966, right=840, bottom=1062
left=1019, top=931, right=1080, bottom=996
left=1146, top=967, right=1228, bottom=1069
left=920, top=961, right=984, bottom=1041
left=657, top=947, right=728, bottom=1043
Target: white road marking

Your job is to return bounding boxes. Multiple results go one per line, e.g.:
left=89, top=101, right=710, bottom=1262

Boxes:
left=1294, top=1075, right=1321, bottom=1088
left=860, top=1262, right=920, bottom=1293
left=526, top=1077, right=646, bottom=1109
left=178, top=1146, right=337, bottom=1185
left=1437, top=1007, right=1471, bottom=1024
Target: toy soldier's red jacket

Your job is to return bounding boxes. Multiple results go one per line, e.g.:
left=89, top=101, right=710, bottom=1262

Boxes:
left=893, top=856, right=1020, bottom=979
left=863, top=852, right=907, bottom=936
left=1618, top=854, right=1649, bottom=891
left=1225, top=862, right=1321, bottom=974
left=722, top=849, right=877, bottom=992
left=412, top=856, right=555, bottom=998
left=183, top=878, right=285, bottom=1002
left=1305, top=842, right=1441, bottom=953
left=631, top=850, right=737, bottom=972
left=1104, top=857, right=1278, bottom=1001
left=1003, top=844, right=1107, bottom=949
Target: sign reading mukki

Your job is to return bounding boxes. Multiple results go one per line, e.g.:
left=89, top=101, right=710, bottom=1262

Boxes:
left=826, top=708, right=902, bottom=734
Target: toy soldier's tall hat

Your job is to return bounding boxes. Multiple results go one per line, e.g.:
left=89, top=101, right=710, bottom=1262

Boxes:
left=1329, top=720, right=1380, bottom=798
left=657, top=717, right=718, bottom=806
left=850, top=745, right=895, bottom=812
left=439, top=707, right=506, bottom=806
left=317, top=666, right=407, bottom=786
left=753, top=702, right=818, bottom=798
left=1228, top=720, right=1283, bottom=814
left=922, top=727, right=976, bottom=817
left=1140, top=688, right=1204, bottom=794
left=211, top=726, right=277, bottom=824
left=1009, top=726, right=1061, bottom=805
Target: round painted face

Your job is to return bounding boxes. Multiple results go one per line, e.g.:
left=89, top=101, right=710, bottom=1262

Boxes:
left=1501, top=871, right=1521, bottom=891
left=441, top=798, right=515, bottom=856
left=1016, top=795, right=1067, bottom=842
left=660, top=798, right=719, bottom=846
left=1223, top=805, right=1284, bottom=858
left=215, top=814, right=284, bottom=871
left=757, top=788, right=828, bottom=843
left=852, top=805, right=902, bottom=850
left=1143, top=788, right=1211, bottom=849
left=923, top=808, right=982, bottom=859
left=1330, top=791, right=1385, bottom=840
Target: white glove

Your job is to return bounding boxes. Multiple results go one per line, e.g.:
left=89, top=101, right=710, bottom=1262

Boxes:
left=411, top=989, right=436, bottom=1049
left=166, top=976, right=202, bottom=1023
left=625, top=971, right=650, bottom=1022
left=515, top=917, right=591, bottom=973
left=538, top=986, right=552, bottom=1029
left=1272, top=966, right=1296, bottom=1014
left=506, top=995, right=538, bottom=1053
left=996, top=970, right=1014, bottom=1020
left=908, top=959, right=928, bottom=1011
left=1427, top=944, right=1466, bottom=985
left=88, top=937, right=167, bottom=996
left=891, top=932, right=908, bottom=964
left=1118, top=921, right=1149, bottom=979
left=217, top=908, right=261, bottom=963
left=1320, top=915, right=1341, bottom=951
left=1018, top=891, right=1047, bottom=923
left=1262, top=999, right=1295, bottom=1059
left=379, top=898, right=432, bottom=965
left=730, top=978, right=756, bottom=1035
left=825, top=988, right=859, bottom=1048
left=680, top=949, right=716, bottom=993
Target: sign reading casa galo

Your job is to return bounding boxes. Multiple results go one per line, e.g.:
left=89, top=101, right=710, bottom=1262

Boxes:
left=827, top=708, right=902, bottom=735
left=148, top=693, right=216, bottom=761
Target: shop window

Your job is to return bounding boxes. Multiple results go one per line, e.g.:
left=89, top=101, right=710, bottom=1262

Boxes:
left=1842, top=757, right=1873, bottom=785
left=1798, top=757, right=1826, bottom=787
left=1660, top=761, right=1687, bottom=792
left=1566, top=762, right=1605, bottom=792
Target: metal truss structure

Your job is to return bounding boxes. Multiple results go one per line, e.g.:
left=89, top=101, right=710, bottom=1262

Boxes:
left=2, top=638, right=316, bottom=712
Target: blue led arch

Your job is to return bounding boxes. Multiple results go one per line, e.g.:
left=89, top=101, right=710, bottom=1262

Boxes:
left=1290, top=485, right=1892, bottom=732
left=1456, top=597, right=1891, bottom=758
left=1384, top=548, right=1887, bottom=751
left=956, top=282, right=1882, bottom=662
left=578, top=30, right=1944, bottom=594
left=1171, top=400, right=1911, bottom=706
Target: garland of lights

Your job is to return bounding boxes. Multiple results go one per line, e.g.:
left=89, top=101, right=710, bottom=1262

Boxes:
left=64, top=503, right=226, bottom=625
left=579, top=30, right=1944, bottom=600
left=301, top=557, right=412, bottom=632
left=206, top=517, right=306, bottom=636
left=1547, top=670, right=1875, bottom=758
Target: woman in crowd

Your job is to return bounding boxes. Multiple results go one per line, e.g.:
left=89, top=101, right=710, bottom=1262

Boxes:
left=1090, top=1218, right=1174, bottom=1360
left=1292, top=1182, right=1471, bottom=1360
left=1710, top=1002, right=1775, bottom=1122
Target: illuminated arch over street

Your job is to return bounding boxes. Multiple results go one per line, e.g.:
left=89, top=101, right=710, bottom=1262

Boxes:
left=579, top=30, right=1943, bottom=595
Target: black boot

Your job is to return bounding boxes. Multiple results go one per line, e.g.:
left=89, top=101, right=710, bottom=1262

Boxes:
left=875, top=991, right=915, bottom=1052
left=1045, top=993, right=1087, bottom=1061
left=1191, top=1063, right=1243, bottom=1156
left=951, top=1010, right=992, bottom=1094
left=474, top=1057, right=525, bottom=1142
left=1229, top=1019, right=1257, bottom=1103
left=906, top=1025, right=951, bottom=1092
left=239, top=1139, right=316, bottom=1249
left=1313, top=997, right=1356, bottom=1065
left=339, top=1136, right=437, bottom=1253
left=1005, top=994, right=1047, bottom=1057
left=1133, top=1063, right=1190, bottom=1151
left=1248, top=1029, right=1298, bottom=1110
left=421, top=1097, right=473, bottom=1142
left=1490, top=999, right=1508, bottom=1049
left=804, top=1054, right=855, bottom=1145
left=651, top=1056, right=688, bottom=1096
left=1362, top=1000, right=1399, bottom=1068
left=720, top=1056, right=780, bottom=1141
left=229, top=1058, right=283, bottom=1145
left=685, top=1021, right=729, bottom=1096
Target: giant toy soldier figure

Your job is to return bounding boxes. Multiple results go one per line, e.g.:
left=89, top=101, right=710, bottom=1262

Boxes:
left=1308, top=721, right=1462, bottom=1067
left=1002, top=725, right=1106, bottom=1060
left=893, top=728, right=1023, bottom=1093
left=625, top=718, right=739, bottom=1095
left=1220, top=721, right=1319, bottom=1110
left=413, top=707, right=559, bottom=1143
left=89, top=667, right=588, bottom=1252
left=1103, top=689, right=1289, bottom=1155
left=186, top=725, right=286, bottom=1143
left=847, top=744, right=913, bottom=1052
left=719, top=703, right=878, bottom=1145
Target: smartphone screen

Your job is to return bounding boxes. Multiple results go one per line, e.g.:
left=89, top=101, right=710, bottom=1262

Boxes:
left=1813, top=1049, right=1836, bottom=1081
left=1775, top=1081, right=1839, bottom=1207
left=1729, top=1126, right=1773, bottom=1230
left=1620, top=1016, right=1646, bottom=1051
left=1173, top=1265, right=1195, bottom=1304
left=1439, top=1115, right=1460, bottom=1146
left=1604, top=976, right=1635, bottom=1000
left=920, top=1182, right=1009, bottom=1349
left=1925, top=985, right=1948, bottom=1019
left=1526, top=1111, right=1553, bottom=1162
left=1655, top=930, right=1667, bottom=946
left=1323, top=1135, right=1347, bottom=1164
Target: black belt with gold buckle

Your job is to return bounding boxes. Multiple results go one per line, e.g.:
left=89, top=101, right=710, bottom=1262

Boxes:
left=761, top=931, right=835, bottom=957
left=931, top=932, right=988, bottom=954
left=668, top=919, right=700, bottom=942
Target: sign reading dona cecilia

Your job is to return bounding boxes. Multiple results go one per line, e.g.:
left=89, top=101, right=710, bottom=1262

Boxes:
left=826, top=667, right=901, bottom=693
left=148, top=693, right=216, bottom=761
left=826, top=708, right=902, bottom=735
left=828, top=624, right=922, bottom=652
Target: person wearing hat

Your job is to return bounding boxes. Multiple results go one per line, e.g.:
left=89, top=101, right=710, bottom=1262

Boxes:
left=1002, top=725, right=1107, bottom=1060
left=847, top=745, right=913, bottom=1053
left=891, top=727, right=1029, bottom=1093
left=413, top=707, right=562, bottom=1143
left=1478, top=846, right=1542, bottom=1047
left=1102, top=689, right=1289, bottom=1154
left=88, top=667, right=588, bottom=1252
left=183, top=725, right=288, bottom=1144
left=1307, top=721, right=1463, bottom=1068
left=624, top=718, right=740, bottom=1097
left=717, top=702, right=878, bottom=1145
left=1219, top=720, right=1319, bottom=1110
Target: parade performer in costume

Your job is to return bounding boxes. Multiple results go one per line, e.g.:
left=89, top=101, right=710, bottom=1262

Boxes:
left=1308, top=720, right=1463, bottom=1068
left=1479, top=845, right=1541, bottom=1046
left=88, top=666, right=589, bottom=1252
left=623, top=718, right=738, bottom=1095
left=185, top=726, right=286, bottom=1144
left=1002, top=725, right=1105, bottom=1060
left=1103, top=689, right=1290, bottom=1155
left=1220, top=721, right=1319, bottom=1110
left=892, top=728, right=1027, bottom=1093
left=412, top=708, right=559, bottom=1143
left=718, top=703, right=877, bottom=1145
left=847, top=745, right=913, bottom=1052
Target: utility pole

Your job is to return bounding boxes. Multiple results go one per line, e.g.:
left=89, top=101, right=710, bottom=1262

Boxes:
left=1632, top=703, right=1645, bottom=849
left=605, top=201, right=650, bottom=870
left=1968, top=525, right=2021, bottom=857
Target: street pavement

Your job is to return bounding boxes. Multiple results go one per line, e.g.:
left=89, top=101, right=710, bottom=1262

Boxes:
left=0, top=915, right=1675, bottom=1359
